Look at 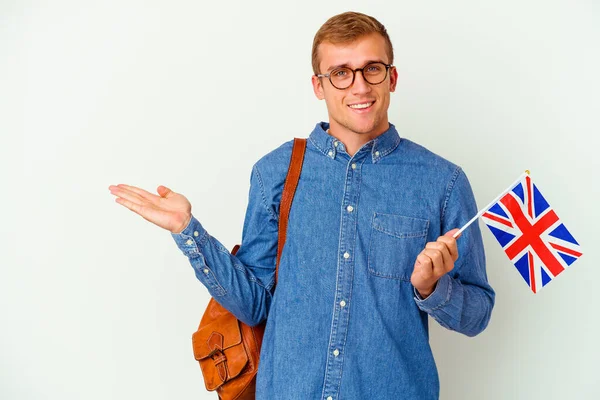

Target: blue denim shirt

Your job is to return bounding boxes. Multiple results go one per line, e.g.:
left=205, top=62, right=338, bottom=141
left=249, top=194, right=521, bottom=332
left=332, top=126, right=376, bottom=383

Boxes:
left=172, top=122, right=495, bottom=399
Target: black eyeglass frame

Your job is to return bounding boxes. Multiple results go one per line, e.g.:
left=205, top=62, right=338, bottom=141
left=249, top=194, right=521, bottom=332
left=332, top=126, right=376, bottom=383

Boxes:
left=316, top=62, right=394, bottom=90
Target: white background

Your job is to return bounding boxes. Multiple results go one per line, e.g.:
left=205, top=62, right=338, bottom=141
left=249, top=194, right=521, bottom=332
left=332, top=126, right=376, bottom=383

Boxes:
left=1, top=1, right=599, bottom=399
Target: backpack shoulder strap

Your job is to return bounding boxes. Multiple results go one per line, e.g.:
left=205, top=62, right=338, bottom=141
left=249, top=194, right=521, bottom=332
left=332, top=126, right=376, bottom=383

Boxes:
left=275, top=138, right=307, bottom=284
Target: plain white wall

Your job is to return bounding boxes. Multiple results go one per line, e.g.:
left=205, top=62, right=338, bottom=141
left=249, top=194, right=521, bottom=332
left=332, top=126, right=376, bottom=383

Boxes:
left=2, top=1, right=599, bottom=399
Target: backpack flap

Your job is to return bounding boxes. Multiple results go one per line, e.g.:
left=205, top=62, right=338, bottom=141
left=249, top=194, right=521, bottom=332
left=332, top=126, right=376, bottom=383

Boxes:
left=192, top=307, right=248, bottom=391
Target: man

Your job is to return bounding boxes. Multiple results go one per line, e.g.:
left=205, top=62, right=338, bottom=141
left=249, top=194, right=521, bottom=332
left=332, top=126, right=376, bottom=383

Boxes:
left=109, top=11, right=494, bottom=399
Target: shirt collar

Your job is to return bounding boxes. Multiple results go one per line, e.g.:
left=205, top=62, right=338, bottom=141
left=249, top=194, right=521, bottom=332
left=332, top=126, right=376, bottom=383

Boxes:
left=308, top=122, right=401, bottom=163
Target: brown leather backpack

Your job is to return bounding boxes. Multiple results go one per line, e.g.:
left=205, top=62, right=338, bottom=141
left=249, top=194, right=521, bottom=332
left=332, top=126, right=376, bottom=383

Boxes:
left=191, top=138, right=307, bottom=399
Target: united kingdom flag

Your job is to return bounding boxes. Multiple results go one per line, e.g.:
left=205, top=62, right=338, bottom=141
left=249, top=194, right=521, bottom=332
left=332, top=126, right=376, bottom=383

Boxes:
left=482, top=174, right=582, bottom=293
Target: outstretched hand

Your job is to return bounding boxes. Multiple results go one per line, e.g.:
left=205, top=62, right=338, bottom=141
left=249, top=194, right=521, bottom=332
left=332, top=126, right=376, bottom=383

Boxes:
left=108, top=184, right=192, bottom=234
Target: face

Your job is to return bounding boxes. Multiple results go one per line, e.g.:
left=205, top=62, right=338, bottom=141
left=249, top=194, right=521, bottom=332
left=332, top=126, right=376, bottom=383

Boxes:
left=311, top=33, right=398, bottom=140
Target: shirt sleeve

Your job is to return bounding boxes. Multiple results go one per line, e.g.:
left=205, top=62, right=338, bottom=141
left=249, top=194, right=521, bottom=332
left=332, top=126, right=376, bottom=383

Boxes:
left=413, top=167, right=496, bottom=337
left=170, top=164, right=279, bottom=327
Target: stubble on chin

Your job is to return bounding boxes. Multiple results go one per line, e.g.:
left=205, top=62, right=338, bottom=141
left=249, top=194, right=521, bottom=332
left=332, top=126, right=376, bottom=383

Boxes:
left=341, top=115, right=381, bottom=136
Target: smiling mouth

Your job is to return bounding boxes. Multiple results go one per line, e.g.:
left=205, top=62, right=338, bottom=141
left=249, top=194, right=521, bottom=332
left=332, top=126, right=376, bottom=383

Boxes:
left=348, top=101, right=375, bottom=110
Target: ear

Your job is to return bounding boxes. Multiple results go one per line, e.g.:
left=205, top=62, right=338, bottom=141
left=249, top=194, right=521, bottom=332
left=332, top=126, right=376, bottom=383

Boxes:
left=389, top=66, right=398, bottom=92
left=312, top=74, right=325, bottom=100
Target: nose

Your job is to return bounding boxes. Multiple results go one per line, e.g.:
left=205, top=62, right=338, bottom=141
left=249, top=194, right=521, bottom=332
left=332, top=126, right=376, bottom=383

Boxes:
left=351, top=69, right=371, bottom=94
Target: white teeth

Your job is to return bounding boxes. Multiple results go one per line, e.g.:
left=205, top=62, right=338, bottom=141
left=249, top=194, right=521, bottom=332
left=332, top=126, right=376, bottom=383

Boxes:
left=349, top=102, right=373, bottom=109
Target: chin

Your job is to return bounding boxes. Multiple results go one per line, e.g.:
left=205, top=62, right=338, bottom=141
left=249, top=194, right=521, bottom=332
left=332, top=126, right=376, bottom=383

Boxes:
left=331, top=113, right=383, bottom=136
left=348, top=119, right=379, bottom=135
left=354, top=127, right=377, bottom=135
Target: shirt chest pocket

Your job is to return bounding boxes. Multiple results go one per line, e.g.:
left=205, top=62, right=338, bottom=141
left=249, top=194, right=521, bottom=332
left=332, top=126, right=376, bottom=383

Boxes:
left=367, top=213, right=429, bottom=281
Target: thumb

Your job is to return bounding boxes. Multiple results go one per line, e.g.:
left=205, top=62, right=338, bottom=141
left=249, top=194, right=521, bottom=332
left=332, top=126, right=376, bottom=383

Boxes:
left=157, top=185, right=173, bottom=198
left=444, top=228, right=461, bottom=239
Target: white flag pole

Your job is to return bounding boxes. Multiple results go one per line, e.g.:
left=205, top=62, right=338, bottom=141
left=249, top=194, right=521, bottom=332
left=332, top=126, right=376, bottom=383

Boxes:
left=453, top=170, right=530, bottom=239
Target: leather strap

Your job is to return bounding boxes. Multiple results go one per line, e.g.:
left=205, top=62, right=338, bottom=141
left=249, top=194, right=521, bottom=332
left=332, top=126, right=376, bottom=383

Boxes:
left=275, top=138, right=307, bottom=284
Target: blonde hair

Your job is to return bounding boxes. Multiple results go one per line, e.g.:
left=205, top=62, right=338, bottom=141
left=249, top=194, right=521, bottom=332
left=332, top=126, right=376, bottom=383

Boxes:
left=311, top=11, right=394, bottom=75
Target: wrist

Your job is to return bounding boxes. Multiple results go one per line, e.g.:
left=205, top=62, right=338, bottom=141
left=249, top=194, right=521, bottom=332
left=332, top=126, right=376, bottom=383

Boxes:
left=172, top=213, right=192, bottom=234
left=417, top=282, right=437, bottom=299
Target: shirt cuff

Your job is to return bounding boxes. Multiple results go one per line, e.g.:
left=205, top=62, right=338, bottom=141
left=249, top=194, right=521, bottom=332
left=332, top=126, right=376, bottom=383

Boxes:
left=170, top=214, right=208, bottom=257
left=413, top=273, right=452, bottom=312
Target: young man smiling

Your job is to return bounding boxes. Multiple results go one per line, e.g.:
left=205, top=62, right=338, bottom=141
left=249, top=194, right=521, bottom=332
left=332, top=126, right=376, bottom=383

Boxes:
left=109, top=11, right=494, bottom=400
left=311, top=29, right=397, bottom=156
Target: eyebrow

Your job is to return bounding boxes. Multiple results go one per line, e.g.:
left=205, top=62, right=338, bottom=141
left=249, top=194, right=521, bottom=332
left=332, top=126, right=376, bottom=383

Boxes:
left=326, top=59, right=386, bottom=72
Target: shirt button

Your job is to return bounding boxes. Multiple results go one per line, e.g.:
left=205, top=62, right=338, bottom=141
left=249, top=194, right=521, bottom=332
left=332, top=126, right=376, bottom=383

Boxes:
left=375, top=150, right=380, bottom=156
left=351, top=163, right=356, bottom=169
left=186, top=239, right=193, bottom=245
left=328, top=150, right=333, bottom=157
left=333, top=141, right=339, bottom=147
left=193, top=231, right=199, bottom=237
left=327, top=397, right=333, bottom=400
left=343, top=252, right=350, bottom=259
left=333, top=349, right=340, bottom=357
left=340, top=300, right=346, bottom=307
left=346, top=205, right=353, bottom=212
left=203, top=268, right=209, bottom=274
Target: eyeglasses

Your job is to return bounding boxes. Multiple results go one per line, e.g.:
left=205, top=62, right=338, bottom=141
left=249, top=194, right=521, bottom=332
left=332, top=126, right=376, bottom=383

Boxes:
left=316, top=62, right=393, bottom=90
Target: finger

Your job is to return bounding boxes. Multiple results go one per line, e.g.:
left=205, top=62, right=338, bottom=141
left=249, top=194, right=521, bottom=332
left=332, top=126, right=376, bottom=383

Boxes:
left=437, top=228, right=460, bottom=261
left=414, top=253, right=434, bottom=281
left=425, top=242, right=453, bottom=270
left=422, top=248, right=450, bottom=277
left=115, top=196, right=145, bottom=215
left=157, top=185, right=174, bottom=198
left=110, top=186, right=145, bottom=206
left=444, top=228, right=460, bottom=238
left=437, top=235, right=459, bottom=262
left=117, top=184, right=161, bottom=203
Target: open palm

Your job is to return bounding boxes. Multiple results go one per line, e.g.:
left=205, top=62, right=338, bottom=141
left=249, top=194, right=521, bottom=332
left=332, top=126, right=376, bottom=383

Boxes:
left=108, top=184, right=192, bottom=233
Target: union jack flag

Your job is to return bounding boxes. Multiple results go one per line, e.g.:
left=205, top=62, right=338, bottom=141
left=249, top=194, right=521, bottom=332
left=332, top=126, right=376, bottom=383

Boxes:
left=481, top=174, right=582, bottom=293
